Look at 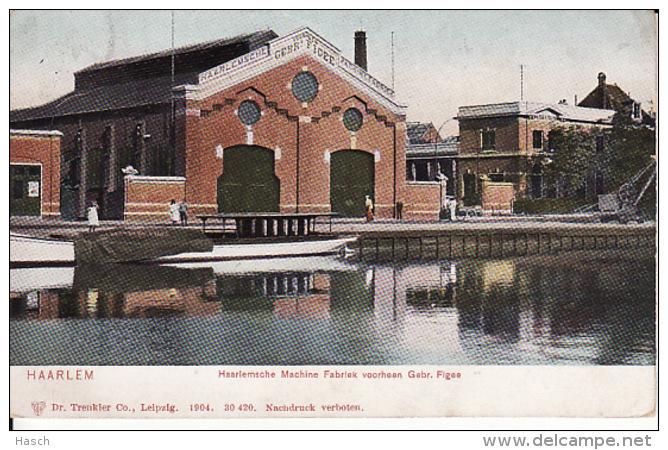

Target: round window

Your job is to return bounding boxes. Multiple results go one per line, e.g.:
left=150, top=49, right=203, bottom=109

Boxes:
left=238, top=100, right=261, bottom=126
left=343, top=107, right=364, bottom=132
left=291, top=71, right=319, bottom=103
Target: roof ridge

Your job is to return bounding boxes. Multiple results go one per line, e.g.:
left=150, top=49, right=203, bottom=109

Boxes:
left=76, top=29, right=277, bottom=75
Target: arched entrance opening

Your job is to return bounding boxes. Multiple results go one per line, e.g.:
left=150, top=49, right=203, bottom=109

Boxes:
left=217, top=145, right=279, bottom=212
left=330, top=149, right=374, bottom=218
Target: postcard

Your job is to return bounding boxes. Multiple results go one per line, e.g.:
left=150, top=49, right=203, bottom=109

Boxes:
left=9, top=10, right=657, bottom=431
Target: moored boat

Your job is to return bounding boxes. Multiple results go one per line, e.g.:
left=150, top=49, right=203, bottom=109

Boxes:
left=153, top=235, right=358, bottom=263
left=10, top=231, right=357, bottom=267
left=10, top=233, right=75, bottom=267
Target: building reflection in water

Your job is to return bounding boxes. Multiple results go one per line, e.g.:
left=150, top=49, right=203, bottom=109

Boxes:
left=454, top=252, right=655, bottom=364
left=10, top=249, right=655, bottom=365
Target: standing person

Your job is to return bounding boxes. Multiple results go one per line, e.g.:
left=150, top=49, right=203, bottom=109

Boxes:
left=168, top=199, right=180, bottom=225
left=448, top=197, right=457, bottom=222
left=365, top=195, right=374, bottom=222
left=395, top=201, right=403, bottom=221
left=179, top=200, right=188, bottom=226
left=87, top=201, right=99, bottom=232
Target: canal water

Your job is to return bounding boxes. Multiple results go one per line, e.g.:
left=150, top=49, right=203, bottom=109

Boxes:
left=10, top=249, right=655, bottom=366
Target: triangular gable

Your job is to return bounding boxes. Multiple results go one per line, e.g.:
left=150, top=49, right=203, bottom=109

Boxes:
left=532, top=107, right=561, bottom=118
left=193, top=27, right=406, bottom=116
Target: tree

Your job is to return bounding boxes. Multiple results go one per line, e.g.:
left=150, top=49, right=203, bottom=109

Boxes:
left=602, top=113, right=656, bottom=216
left=542, top=125, right=599, bottom=198
left=543, top=114, right=656, bottom=215
left=602, top=113, right=655, bottom=189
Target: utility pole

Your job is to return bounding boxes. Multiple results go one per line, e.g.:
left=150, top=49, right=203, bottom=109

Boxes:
left=391, top=31, right=395, bottom=92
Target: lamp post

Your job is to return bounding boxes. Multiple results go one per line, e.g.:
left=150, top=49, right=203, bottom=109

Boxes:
left=436, top=173, right=448, bottom=220
left=432, top=118, right=455, bottom=219
left=433, top=118, right=456, bottom=183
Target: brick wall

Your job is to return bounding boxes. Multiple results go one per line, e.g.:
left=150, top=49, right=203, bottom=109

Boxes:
left=404, top=182, right=441, bottom=221
left=481, top=181, right=517, bottom=215
left=10, top=130, right=62, bottom=218
left=123, top=175, right=186, bottom=223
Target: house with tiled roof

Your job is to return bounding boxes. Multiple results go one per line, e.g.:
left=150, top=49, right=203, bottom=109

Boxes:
left=405, top=121, right=460, bottom=193
left=578, top=72, right=655, bottom=128
left=406, top=122, right=444, bottom=145
left=10, top=30, right=279, bottom=219
left=406, top=136, right=459, bottom=197
left=455, top=100, right=615, bottom=209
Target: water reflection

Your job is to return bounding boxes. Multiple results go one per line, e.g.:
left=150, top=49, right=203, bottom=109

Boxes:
left=10, top=250, right=655, bottom=366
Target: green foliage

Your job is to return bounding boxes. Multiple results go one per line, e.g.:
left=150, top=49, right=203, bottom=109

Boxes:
left=543, top=125, right=597, bottom=196
left=602, top=113, right=656, bottom=191
left=543, top=114, right=655, bottom=210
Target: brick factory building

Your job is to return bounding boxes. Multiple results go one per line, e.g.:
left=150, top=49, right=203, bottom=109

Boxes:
left=10, top=28, right=429, bottom=221
left=10, top=129, right=63, bottom=218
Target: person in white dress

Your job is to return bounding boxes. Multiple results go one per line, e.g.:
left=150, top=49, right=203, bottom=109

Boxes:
left=168, top=200, right=180, bottom=225
left=87, top=201, right=99, bottom=232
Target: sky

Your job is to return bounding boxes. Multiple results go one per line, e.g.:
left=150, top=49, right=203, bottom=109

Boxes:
left=9, top=10, right=658, bottom=136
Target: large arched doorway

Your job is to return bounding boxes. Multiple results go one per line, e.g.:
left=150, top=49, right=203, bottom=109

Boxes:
left=330, top=149, right=374, bottom=218
left=217, top=145, right=279, bottom=212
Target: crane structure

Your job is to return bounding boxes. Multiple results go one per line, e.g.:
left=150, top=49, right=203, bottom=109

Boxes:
left=600, top=157, right=656, bottom=224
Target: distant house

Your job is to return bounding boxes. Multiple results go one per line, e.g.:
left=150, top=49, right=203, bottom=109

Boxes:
left=455, top=101, right=615, bottom=206
left=406, top=121, right=457, bottom=186
left=406, top=136, right=459, bottom=195
left=578, top=72, right=655, bottom=128
left=406, top=122, right=444, bottom=145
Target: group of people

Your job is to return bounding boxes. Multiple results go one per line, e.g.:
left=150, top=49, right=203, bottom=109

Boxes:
left=87, top=195, right=450, bottom=231
left=169, top=199, right=188, bottom=226
left=366, top=197, right=406, bottom=222
left=86, top=198, right=190, bottom=232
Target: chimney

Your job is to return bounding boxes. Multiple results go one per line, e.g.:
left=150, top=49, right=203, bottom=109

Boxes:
left=354, top=30, right=368, bottom=71
left=598, top=72, right=609, bottom=109
left=598, top=72, right=607, bottom=86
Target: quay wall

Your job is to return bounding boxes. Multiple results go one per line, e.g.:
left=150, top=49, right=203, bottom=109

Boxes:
left=353, top=226, right=656, bottom=261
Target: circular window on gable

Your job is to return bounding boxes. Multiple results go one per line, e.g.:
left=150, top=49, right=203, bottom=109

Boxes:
left=343, top=107, right=364, bottom=132
left=292, top=71, right=319, bottom=103
left=238, top=100, right=262, bottom=126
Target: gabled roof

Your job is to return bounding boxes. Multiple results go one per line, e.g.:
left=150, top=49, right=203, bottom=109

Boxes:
left=193, top=27, right=406, bottom=116
left=578, top=73, right=655, bottom=127
left=11, top=27, right=407, bottom=124
left=406, top=122, right=443, bottom=145
left=456, top=101, right=615, bottom=124
left=77, top=30, right=277, bottom=75
left=11, top=73, right=192, bottom=122
left=10, top=30, right=278, bottom=123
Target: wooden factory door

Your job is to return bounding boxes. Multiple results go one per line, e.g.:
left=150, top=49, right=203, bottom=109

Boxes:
left=217, top=145, right=279, bottom=213
left=330, top=150, right=374, bottom=218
